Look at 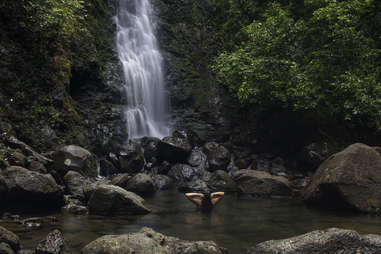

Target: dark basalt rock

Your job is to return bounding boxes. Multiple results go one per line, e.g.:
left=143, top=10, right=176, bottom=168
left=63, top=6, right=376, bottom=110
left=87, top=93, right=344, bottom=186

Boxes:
left=53, top=145, right=98, bottom=179
left=152, top=174, right=173, bottom=190
left=233, top=169, right=292, bottom=197
left=99, top=159, right=118, bottom=177
left=35, top=229, right=71, bottom=254
left=82, top=227, right=227, bottom=254
left=302, top=143, right=381, bottom=213
left=118, top=144, right=145, bottom=174
left=187, top=148, right=208, bottom=170
left=297, top=142, right=332, bottom=171
left=203, top=142, right=230, bottom=171
left=207, top=170, right=236, bottom=192
left=157, top=130, right=192, bottom=163
left=87, top=184, right=150, bottom=216
left=246, top=228, right=381, bottom=254
left=0, top=166, right=63, bottom=209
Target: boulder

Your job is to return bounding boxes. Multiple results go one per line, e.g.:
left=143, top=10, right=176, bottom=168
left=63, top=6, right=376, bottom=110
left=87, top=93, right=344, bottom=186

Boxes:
left=0, top=242, right=14, bottom=254
left=0, top=166, right=63, bottom=208
left=207, top=170, right=236, bottom=192
left=140, top=137, right=160, bottom=164
left=118, top=144, right=145, bottom=174
left=152, top=174, right=173, bottom=190
left=99, top=159, right=118, bottom=177
left=0, top=226, right=19, bottom=253
left=179, top=178, right=208, bottom=192
left=246, top=228, right=381, bottom=254
left=123, top=173, right=156, bottom=195
left=82, top=227, right=227, bottom=254
left=157, top=130, right=192, bottom=163
left=110, top=174, right=131, bottom=187
left=88, top=185, right=150, bottom=216
left=302, top=143, right=381, bottom=212
left=53, top=145, right=98, bottom=178
left=233, top=170, right=292, bottom=197
left=62, top=196, right=88, bottom=215
left=63, top=171, right=89, bottom=200
left=168, top=164, right=203, bottom=183
left=203, top=142, right=230, bottom=171
left=35, top=229, right=71, bottom=254
left=187, top=148, right=208, bottom=170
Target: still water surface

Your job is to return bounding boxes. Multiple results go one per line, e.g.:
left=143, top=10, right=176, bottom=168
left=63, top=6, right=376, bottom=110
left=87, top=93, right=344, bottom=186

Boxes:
left=2, top=190, right=381, bottom=253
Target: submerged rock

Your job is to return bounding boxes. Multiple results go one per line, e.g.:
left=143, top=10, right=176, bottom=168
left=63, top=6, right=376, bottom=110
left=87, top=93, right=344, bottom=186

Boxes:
left=302, top=143, right=381, bottom=212
left=0, top=166, right=63, bottom=208
left=88, top=184, right=150, bottom=216
left=53, top=145, right=98, bottom=178
left=233, top=170, right=292, bottom=197
left=82, top=227, right=227, bottom=254
left=246, top=228, right=381, bottom=254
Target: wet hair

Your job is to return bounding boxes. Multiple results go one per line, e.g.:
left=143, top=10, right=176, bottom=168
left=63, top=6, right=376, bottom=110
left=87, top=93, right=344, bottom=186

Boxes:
left=200, top=191, right=213, bottom=212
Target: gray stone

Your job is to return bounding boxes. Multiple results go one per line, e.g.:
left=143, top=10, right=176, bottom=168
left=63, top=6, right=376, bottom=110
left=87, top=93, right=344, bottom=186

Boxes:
left=302, top=143, right=381, bottom=212
left=82, top=227, right=227, bottom=254
left=157, top=130, right=192, bottom=163
left=233, top=170, right=292, bottom=197
left=246, top=228, right=381, bottom=254
left=0, top=226, right=19, bottom=252
left=63, top=171, right=89, bottom=200
left=53, top=145, right=98, bottom=178
left=35, top=230, right=71, bottom=254
left=203, top=142, right=230, bottom=171
left=207, top=170, right=236, bottom=192
left=0, top=166, right=63, bottom=208
left=153, top=174, right=173, bottom=190
left=88, top=185, right=150, bottom=216
left=124, top=173, right=156, bottom=195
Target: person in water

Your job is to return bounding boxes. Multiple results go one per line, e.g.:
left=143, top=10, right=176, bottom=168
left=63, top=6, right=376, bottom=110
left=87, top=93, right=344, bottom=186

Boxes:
left=185, top=191, right=225, bottom=211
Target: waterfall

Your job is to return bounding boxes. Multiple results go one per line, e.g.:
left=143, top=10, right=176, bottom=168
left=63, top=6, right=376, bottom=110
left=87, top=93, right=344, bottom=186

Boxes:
left=116, top=0, right=171, bottom=139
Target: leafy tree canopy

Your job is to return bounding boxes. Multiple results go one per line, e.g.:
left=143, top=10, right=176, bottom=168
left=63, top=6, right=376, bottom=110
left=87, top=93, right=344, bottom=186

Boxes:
left=213, top=0, right=381, bottom=127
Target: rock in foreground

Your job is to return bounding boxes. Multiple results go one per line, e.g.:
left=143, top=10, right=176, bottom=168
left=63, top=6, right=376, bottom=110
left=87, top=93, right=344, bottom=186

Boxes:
left=0, top=226, right=20, bottom=253
left=88, top=185, right=150, bottom=216
left=82, top=227, right=227, bottom=254
left=302, top=143, right=381, bottom=212
left=246, top=228, right=381, bottom=254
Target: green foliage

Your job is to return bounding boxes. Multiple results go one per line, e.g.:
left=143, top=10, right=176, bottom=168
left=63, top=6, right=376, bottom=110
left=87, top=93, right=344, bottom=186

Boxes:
left=213, top=1, right=381, bottom=126
left=23, top=0, right=89, bottom=49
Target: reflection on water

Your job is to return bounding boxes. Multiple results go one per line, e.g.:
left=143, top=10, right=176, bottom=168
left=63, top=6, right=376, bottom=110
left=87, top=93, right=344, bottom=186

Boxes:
left=1, top=190, right=381, bottom=253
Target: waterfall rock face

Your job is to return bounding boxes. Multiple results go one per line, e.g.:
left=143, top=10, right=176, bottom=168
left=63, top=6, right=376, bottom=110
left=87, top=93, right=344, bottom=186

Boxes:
left=116, top=0, right=170, bottom=139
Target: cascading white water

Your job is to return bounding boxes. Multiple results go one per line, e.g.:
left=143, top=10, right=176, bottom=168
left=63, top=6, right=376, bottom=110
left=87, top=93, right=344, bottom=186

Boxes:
left=116, top=0, right=171, bottom=139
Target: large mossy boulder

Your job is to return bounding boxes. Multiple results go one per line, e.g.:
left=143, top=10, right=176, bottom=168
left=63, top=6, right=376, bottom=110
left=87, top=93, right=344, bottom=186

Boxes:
left=53, top=145, right=98, bottom=178
left=233, top=170, right=292, bottom=197
left=302, top=143, right=381, bottom=213
left=82, top=227, right=227, bottom=254
left=0, top=166, right=63, bottom=208
left=88, top=185, right=150, bottom=216
left=203, top=142, right=230, bottom=171
left=157, top=131, right=192, bottom=163
left=0, top=226, right=20, bottom=253
left=246, top=228, right=381, bottom=254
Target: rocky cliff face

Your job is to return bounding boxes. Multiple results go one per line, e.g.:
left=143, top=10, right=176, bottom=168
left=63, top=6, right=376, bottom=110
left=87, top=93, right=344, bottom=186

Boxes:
left=0, top=0, right=128, bottom=156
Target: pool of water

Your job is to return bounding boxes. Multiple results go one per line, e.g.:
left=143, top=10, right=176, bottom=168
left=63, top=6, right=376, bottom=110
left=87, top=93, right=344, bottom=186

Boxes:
left=2, top=190, right=381, bottom=253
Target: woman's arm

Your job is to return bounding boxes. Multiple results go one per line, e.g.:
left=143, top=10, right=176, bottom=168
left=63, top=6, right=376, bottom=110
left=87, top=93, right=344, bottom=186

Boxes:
left=185, top=193, right=204, bottom=207
left=210, top=192, right=225, bottom=205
